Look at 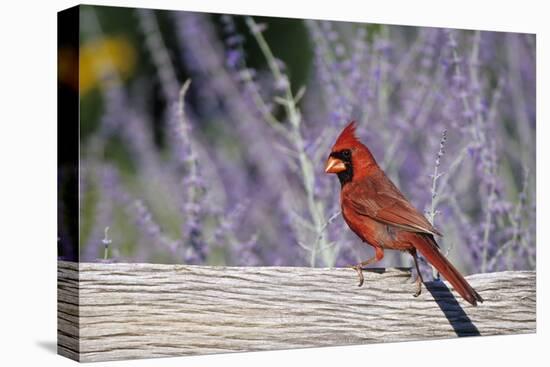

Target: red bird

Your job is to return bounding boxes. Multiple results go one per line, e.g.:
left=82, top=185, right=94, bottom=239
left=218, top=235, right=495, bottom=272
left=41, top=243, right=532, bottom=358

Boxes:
left=325, top=121, right=483, bottom=306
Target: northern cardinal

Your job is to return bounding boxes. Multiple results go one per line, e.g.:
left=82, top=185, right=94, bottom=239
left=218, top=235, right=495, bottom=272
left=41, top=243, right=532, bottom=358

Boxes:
left=325, top=121, right=483, bottom=306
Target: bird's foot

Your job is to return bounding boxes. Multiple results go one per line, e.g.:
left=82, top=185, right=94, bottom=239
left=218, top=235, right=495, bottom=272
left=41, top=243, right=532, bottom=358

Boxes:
left=413, top=276, right=423, bottom=297
left=347, top=264, right=365, bottom=287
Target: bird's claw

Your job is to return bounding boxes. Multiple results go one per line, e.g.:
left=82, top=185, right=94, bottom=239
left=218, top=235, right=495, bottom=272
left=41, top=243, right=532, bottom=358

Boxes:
left=348, top=264, right=365, bottom=287
left=413, top=277, right=422, bottom=297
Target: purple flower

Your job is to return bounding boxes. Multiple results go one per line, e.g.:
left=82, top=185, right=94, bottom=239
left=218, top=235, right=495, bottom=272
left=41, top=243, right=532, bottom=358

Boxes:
left=76, top=8, right=534, bottom=273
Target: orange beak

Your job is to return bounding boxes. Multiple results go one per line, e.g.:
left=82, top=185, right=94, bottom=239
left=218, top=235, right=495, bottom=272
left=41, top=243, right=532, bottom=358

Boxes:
left=325, top=156, right=346, bottom=174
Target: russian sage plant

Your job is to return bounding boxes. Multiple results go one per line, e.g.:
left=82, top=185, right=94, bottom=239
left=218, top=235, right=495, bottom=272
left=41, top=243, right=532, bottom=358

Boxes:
left=74, top=7, right=535, bottom=274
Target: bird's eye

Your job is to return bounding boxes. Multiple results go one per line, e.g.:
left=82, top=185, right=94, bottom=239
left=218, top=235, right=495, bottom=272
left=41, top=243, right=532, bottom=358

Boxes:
left=343, top=150, right=351, bottom=158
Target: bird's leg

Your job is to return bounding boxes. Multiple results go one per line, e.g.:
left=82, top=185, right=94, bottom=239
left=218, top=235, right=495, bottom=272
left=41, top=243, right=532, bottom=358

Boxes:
left=411, top=249, right=424, bottom=297
left=349, top=259, right=373, bottom=288
left=348, top=247, right=384, bottom=287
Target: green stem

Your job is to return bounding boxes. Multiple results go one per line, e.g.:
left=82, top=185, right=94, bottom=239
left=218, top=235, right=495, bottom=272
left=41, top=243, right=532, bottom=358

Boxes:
left=102, top=227, right=111, bottom=260
left=246, top=17, right=332, bottom=267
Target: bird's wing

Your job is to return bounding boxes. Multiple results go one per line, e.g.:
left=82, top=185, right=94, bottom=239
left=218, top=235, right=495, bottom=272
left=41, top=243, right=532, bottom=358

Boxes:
left=345, top=173, right=442, bottom=236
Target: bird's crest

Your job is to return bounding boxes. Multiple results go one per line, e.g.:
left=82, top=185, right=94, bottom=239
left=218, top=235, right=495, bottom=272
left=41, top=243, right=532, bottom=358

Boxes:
left=332, top=121, right=361, bottom=151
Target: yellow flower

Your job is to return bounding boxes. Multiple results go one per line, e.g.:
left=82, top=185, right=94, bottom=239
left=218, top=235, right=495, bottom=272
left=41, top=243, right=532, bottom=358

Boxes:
left=78, top=36, right=136, bottom=94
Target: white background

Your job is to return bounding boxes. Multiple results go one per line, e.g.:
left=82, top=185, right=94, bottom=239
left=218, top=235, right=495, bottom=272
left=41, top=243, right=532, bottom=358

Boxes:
left=0, top=0, right=546, bottom=366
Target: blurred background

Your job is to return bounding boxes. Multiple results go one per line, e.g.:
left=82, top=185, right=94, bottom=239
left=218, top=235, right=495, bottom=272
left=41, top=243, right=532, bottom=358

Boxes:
left=58, top=5, right=535, bottom=275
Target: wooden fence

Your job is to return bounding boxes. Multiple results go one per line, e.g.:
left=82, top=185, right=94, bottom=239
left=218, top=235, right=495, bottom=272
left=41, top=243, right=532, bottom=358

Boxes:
left=57, top=261, right=536, bottom=362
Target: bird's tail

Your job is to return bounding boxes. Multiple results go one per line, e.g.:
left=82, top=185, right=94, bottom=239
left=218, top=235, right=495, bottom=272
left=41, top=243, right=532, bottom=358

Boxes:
left=414, top=234, right=483, bottom=306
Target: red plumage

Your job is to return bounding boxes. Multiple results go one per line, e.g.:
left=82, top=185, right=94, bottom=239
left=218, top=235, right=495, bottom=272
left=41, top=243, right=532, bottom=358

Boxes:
left=325, top=121, right=483, bottom=306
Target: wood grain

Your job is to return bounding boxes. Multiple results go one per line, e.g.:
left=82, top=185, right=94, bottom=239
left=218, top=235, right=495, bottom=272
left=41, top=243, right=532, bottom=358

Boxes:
left=57, top=261, right=536, bottom=362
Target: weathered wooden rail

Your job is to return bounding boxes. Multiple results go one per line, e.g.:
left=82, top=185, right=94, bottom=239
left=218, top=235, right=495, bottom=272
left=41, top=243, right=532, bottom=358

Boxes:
left=57, top=261, right=536, bottom=362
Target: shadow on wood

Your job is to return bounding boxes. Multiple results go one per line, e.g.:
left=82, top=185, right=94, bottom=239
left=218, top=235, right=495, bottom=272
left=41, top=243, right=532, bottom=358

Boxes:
left=425, top=280, right=480, bottom=337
